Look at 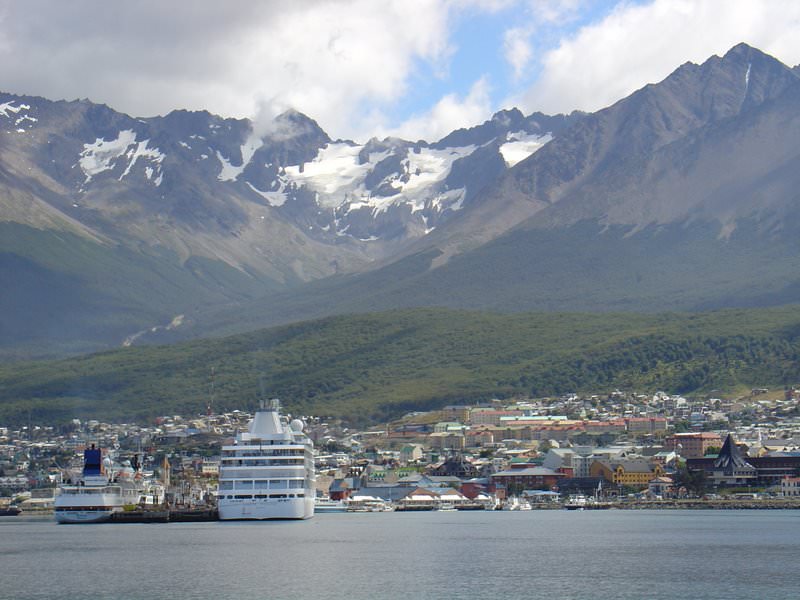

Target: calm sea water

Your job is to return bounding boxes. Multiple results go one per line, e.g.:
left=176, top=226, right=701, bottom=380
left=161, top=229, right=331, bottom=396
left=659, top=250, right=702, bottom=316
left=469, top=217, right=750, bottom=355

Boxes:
left=1, top=510, right=799, bottom=600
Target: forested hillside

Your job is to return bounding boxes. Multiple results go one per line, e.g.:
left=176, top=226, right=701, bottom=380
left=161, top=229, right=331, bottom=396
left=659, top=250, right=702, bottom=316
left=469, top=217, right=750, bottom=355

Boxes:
left=1, top=306, right=798, bottom=425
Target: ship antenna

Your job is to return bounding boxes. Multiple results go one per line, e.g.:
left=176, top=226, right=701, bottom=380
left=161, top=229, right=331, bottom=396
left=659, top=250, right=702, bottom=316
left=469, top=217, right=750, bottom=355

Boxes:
left=207, top=366, right=215, bottom=417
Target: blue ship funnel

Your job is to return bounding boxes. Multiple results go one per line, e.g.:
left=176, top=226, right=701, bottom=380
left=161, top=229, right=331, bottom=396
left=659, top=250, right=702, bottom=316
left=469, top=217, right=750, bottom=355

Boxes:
left=83, top=446, right=102, bottom=476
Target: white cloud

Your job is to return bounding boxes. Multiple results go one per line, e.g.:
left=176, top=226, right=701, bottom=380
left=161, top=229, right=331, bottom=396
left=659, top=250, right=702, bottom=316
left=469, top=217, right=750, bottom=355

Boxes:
left=7, top=0, right=800, bottom=143
left=0, top=0, right=457, bottom=140
left=504, top=27, right=534, bottom=80
left=516, top=0, right=800, bottom=114
left=499, top=1, right=587, bottom=83
left=382, top=77, right=493, bottom=141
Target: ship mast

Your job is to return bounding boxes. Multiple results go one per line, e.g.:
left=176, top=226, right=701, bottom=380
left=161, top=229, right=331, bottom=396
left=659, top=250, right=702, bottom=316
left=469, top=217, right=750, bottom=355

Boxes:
left=207, top=366, right=215, bottom=417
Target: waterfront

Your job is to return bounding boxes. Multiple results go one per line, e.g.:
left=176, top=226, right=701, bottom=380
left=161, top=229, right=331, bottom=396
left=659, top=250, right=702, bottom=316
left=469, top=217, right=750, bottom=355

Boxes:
left=1, top=510, right=799, bottom=600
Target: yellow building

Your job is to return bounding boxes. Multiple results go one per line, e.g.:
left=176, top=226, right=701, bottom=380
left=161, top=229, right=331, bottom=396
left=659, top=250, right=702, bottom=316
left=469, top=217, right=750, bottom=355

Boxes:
left=590, top=459, right=664, bottom=488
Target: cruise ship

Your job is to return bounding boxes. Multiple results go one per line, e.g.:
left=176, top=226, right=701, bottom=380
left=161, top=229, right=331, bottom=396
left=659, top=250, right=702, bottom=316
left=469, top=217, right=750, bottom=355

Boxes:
left=54, top=445, right=143, bottom=523
left=218, top=400, right=315, bottom=520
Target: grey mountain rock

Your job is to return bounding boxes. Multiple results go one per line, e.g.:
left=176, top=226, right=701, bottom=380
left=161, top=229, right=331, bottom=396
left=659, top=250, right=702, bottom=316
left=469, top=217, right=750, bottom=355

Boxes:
left=5, top=43, right=798, bottom=356
left=174, top=43, right=800, bottom=340
left=0, top=88, right=572, bottom=354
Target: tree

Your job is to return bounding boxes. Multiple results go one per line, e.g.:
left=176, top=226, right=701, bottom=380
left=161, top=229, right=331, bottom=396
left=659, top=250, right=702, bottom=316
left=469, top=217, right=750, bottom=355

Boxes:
left=673, top=465, right=707, bottom=496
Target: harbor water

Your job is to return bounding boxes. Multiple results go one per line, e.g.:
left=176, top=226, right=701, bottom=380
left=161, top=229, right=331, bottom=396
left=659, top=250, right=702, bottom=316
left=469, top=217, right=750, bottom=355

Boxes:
left=1, top=510, right=799, bottom=600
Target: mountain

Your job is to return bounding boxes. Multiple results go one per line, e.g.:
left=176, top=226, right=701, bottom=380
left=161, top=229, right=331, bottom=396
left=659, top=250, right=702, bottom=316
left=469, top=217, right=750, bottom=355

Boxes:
left=0, top=92, right=578, bottom=356
left=5, top=43, right=800, bottom=356
left=178, top=42, right=800, bottom=337
left=407, top=43, right=800, bottom=311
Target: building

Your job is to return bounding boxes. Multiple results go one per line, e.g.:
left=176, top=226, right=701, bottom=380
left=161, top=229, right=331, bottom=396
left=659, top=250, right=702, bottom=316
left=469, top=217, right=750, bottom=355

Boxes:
left=428, top=432, right=466, bottom=450
left=590, top=459, right=664, bottom=489
left=665, top=432, right=723, bottom=459
left=468, top=409, right=524, bottom=426
left=648, top=476, right=674, bottom=497
left=684, top=434, right=800, bottom=486
left=542, top=447, right=629, bottom=478
left=200, top=459, right=220, bottom=477
left=428, top=454, right=479, bottom=479
left=625, top=417, right=668, bottom=436
left=442, top=406, right=471, bottom=423
left=399, top=444, right=424, bottom=465
left=707, top=435, right=757, bottom=485
left=490, top=466, right=564, bottom=491
left=780, top=477, right=800, bottom=497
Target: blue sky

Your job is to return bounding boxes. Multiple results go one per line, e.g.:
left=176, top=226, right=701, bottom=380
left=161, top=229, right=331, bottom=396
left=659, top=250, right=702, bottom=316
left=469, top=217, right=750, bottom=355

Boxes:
left=2, top=0, right=800, bottom=141
left=401, top=1, right=620, bottom=119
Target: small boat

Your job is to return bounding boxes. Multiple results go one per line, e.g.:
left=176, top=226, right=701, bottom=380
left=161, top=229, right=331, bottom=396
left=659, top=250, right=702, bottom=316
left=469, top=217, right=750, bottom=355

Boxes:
left=347, top=495, right=393, bottom=512
left=314, top=497, right=349, bottom=513
left=0, top=505, right=21, bottom=516
left=564, top=494, right=588, bottom=510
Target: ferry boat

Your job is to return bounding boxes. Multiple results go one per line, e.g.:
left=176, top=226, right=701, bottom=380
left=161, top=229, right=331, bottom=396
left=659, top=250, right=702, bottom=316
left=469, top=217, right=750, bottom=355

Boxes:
left=54, top=445, right=143, bottom=524
left=218, top=399, right=315, bottom=520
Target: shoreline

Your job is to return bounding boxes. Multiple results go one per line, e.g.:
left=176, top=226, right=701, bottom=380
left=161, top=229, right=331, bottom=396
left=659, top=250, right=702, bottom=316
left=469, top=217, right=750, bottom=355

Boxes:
left=7, top=499, right=800, bottom=519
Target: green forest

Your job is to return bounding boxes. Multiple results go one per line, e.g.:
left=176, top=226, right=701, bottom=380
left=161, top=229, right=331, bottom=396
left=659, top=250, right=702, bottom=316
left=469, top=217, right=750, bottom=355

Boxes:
left=1, top=305, right=799, bottom=426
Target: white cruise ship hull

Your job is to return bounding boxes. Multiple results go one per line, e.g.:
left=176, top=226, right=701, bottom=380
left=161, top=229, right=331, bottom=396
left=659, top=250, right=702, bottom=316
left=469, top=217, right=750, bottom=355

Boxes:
left=54, top=488, right=126, bottom=524
left=55, top=508, right=119, bottom=523
left=217, top=400, right=316, bottom=521
left=218, top=496, right=314, bottom=520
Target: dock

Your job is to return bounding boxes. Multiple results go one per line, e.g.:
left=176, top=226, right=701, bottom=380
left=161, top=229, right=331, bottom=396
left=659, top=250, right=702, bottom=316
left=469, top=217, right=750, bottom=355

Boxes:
left=109, top=508, right=218, bottom=523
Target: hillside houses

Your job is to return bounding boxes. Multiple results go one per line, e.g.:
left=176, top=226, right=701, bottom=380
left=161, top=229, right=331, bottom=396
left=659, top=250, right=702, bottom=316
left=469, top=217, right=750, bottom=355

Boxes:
left=4, top=387, right=800, bottom=509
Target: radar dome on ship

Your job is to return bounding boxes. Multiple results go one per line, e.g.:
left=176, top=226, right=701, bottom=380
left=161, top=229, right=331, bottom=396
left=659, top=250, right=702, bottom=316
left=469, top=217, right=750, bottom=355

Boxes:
left=290, top=419, right=304, bottom=432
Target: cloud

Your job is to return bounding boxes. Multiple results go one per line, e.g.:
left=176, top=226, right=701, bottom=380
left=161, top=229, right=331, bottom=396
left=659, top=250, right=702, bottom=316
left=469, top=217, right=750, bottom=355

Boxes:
left=504, top=27, right=534, bottom=80
left=516, top=0, right=800, bottom=114
left=500, top=1, right=589, bottom=84
left=382, top=77, right=493, bottom=141
left=0, top=0, right=456, bottom=140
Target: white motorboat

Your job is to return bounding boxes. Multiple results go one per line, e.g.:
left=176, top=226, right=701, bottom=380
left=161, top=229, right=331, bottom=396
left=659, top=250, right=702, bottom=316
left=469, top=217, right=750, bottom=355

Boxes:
left=314, top=497, right=349, bottom=513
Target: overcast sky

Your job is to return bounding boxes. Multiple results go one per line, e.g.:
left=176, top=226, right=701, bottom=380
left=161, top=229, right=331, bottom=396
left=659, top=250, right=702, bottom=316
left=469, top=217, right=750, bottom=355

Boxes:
left=3, top=0, right=800, bottom=141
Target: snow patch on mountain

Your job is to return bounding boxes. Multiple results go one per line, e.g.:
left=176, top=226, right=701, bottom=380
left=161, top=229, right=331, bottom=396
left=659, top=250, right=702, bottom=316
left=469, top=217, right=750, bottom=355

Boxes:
left=79, top=130, right=165, bottom=185
left=79, top=130, right=138, bottom=182
left=246, top=181, right=287, bottom=207
left=216, top=132, right=263, bottom=181
left=0, top=101, right=37, bottom=134
left=404, top=146, right=474, bottom=195
left=499, top=132, right=552, bottom=167
left=745, top=62, right=752, bottom=93
left=0, top=101, right=30, bottom=118
left=277, top=142, right=473, bottom=215
left=283, top=142, right=386, bottom=204
left=120, top=139, right=165, bottom=181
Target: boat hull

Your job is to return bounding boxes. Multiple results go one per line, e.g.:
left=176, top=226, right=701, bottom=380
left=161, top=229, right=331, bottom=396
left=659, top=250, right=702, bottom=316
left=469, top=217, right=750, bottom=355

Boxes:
left=314, top=501, right=348, bottom=513
left=55, top=508, right=118, bottom=523
left=218, top=496, right=314, bottom=520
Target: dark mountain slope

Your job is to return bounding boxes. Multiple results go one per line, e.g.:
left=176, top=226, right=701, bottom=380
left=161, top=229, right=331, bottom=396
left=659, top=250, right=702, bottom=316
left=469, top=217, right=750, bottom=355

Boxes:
left=1, top=305, right=798, bottom=425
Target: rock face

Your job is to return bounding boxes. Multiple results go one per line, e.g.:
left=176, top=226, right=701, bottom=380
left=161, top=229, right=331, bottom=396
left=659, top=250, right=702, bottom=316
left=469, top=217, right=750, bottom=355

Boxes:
left=0, top=87, right=576, bottom=354
left=294, top=42, right=800, bottom=319
left=4, top=43, right=800, bottom=355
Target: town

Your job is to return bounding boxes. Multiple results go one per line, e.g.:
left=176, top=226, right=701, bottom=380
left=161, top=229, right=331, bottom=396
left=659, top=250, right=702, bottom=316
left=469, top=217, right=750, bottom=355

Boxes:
left=3, top=386, right=800, bottom=515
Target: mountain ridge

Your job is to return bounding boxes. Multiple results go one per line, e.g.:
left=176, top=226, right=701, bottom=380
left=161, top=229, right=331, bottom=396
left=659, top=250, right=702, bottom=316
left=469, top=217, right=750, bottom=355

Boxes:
left=3, top=43, right=800, bottom=355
